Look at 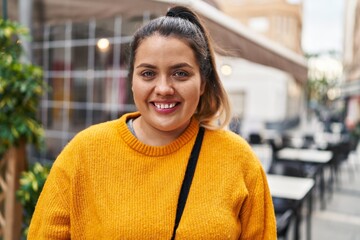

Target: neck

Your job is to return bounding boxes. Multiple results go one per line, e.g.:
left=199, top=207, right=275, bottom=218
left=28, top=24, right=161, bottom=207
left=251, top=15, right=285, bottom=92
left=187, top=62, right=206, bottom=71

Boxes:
left=133, top=116, right=190, bottom=146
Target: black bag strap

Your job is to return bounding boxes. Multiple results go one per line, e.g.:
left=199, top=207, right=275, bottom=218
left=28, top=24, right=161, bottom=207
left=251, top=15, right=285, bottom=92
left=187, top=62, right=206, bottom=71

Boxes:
left=171, top=127, right=205, bottom=240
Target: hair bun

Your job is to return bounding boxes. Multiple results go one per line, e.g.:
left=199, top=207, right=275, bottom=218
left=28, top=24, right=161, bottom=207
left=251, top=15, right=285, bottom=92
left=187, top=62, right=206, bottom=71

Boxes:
left=166, top=6, right=197, bottom=23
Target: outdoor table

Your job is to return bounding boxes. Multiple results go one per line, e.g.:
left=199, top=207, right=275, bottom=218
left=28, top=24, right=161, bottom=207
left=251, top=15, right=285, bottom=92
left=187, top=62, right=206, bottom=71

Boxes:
left=267, top=174, right=315, bottom=240
left=277, top=148, right=332, bottom=164
left=275, top=148, right=333, bottom=209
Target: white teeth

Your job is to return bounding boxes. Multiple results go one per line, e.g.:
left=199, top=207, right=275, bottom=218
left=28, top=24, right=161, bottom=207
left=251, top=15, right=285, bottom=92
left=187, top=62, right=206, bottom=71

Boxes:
left=154, top=103, right=176, bottom=109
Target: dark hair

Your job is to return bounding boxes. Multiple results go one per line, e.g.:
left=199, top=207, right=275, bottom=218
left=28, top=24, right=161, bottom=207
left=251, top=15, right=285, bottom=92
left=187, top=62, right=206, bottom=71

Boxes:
left=128, top=6, right=231, bottom=129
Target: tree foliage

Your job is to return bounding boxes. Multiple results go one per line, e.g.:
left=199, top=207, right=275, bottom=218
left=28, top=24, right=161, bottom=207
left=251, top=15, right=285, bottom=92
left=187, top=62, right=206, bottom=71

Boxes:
left=16, top=162, right=51, bottom=236
left=0, top=19, right=47, bottom=155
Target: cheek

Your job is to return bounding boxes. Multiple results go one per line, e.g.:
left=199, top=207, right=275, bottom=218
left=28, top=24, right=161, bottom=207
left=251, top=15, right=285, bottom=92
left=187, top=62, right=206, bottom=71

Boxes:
left=131, top=80, right=140, bottom=102
left=131, top=79, right=141, bottom=95
left=132, top=79, right=150, bottom=101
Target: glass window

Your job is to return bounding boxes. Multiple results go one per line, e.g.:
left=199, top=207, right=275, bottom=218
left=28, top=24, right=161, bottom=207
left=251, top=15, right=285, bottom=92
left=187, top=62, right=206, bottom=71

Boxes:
left=113, top=43, right=131, bottom=68
left=69, top=108, right=87, bottom=132
left=46, top=107, right=65, bottom=131
left=44, top=137, right=64, bottom=161
left=72, top=22, right=89, bottom=39
left=70, top=77, right=88, bottom=102
left=95, top=18, right=115, bottom=38
left=72, top=46, right=89, bottom=70
left=49, top=47, right=66, bottom=71
left=38, top=106, right=48, bottom=127
left=92, top=110, right=113, bottom=125
left=94, top=73, right=131, bottom=110
left=33, top=26, right=44, bottom=42
left=30, top=16, right=141, bottom=163
left=32, top=48, right=43, bottom=66
left=48, top=77, right=65, bottom=101
left=49, top=25, right=66, bottom=41
left=95, top=43, right=114, bottom=70
left=93, top=77, right=106, bottom=103
left=122, top=15, right=143, bottom=36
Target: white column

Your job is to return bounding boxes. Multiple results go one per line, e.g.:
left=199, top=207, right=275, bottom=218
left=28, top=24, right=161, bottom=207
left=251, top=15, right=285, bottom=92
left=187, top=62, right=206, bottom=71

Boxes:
left=18, top=0, right=33, bottom=62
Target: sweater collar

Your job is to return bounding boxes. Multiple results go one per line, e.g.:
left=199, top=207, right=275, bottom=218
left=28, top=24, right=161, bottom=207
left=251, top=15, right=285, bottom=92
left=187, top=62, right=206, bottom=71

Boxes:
left=118, top=112, right=200, bottom=156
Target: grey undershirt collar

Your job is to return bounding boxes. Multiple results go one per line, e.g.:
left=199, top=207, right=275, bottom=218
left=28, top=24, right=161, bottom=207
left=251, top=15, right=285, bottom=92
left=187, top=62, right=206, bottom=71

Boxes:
left=126, top=118, right=137, bottom=138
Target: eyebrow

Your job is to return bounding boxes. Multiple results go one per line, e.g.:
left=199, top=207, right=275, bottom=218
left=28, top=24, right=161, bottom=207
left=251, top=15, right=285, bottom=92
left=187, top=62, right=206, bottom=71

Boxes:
left=135, top=63, right=156, bottom=69
left=135, top=62, right=194, bottom=69
left=171, top=63, right=194, bottom=69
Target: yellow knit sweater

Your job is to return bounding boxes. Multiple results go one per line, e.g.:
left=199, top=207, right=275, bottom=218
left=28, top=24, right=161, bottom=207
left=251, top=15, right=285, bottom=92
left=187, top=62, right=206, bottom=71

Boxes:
left=28, top=112, right=276, bottom=239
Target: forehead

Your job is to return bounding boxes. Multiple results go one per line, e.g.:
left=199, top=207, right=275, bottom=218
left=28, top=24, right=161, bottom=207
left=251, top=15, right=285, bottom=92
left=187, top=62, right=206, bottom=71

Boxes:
left=135, top=35, right=198, bottom=65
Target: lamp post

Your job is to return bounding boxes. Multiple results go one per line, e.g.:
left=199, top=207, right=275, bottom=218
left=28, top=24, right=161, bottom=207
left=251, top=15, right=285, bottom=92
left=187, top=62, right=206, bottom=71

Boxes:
left=2, top=0, right=7, bottom=20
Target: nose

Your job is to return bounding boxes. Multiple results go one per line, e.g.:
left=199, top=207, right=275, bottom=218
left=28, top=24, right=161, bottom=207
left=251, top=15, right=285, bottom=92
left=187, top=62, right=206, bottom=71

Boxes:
left=154, top=76, right=174, bottom=96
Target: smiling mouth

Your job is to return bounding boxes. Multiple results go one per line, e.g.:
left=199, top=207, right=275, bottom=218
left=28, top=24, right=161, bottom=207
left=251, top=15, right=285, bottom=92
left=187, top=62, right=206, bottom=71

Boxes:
left=153, top=102, right=179, bottom=109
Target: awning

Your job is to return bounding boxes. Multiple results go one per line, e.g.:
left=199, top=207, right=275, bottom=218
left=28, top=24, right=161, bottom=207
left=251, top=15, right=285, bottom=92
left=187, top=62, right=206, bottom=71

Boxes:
left=2, top=0, right=308, bottom=84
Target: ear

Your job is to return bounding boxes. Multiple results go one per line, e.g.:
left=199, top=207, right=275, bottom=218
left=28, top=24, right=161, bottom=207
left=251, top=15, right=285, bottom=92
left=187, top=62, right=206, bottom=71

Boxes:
left=131, top=78, right=134, bottom=92
left=200, top=79, right=206, bottom=95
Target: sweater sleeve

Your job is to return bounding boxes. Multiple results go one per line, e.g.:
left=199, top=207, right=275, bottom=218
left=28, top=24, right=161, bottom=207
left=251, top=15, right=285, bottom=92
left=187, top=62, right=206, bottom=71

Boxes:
left=238, top=166, right=277, bottom=239
left=27, top=164, right=71, bottom=240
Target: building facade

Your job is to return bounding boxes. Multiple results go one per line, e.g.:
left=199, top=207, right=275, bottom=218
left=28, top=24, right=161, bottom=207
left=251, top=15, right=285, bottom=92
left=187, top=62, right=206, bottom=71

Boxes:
left=343, top=0, right=360, bottom=130
left=215, top=0, right=303, bottom=54
left=344, top=0, right=360, bottom=82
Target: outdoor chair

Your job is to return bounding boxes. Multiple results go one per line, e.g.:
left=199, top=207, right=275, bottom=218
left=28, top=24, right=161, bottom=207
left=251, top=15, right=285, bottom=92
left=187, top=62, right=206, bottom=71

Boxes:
left=275, top=209, right=294, bottom=240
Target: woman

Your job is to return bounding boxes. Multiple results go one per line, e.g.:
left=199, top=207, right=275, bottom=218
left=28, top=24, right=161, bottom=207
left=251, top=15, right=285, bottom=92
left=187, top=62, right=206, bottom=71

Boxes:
left=28, top=6, right=276, bottom=239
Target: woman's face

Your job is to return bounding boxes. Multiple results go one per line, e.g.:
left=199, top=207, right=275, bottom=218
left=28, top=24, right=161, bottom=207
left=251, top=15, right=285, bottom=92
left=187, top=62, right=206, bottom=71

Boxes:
left=132, top=34, right=204, bottom=134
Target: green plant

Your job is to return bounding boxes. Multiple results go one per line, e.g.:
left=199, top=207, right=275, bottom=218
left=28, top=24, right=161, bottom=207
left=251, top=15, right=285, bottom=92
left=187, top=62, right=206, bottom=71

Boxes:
left=0, top=18, right=47, bottom=155
left=16, top=162, right=51, bottom=237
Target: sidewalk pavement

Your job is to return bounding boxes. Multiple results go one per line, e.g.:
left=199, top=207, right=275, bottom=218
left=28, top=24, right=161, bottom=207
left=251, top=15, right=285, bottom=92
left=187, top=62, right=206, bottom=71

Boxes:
left=288, top=148, right=360, bottom=240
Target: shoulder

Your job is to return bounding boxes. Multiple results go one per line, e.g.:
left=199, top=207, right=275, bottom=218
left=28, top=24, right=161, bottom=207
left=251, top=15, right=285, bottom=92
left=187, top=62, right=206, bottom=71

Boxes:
left=204, top=128, right=252, bottom=153
left=76, top=119, right=121, bottom=141
left=71, top=112, right=137, bottom=145
left=59, top=113, right=130, bottom=158
left=51, top=119, right=124, bottom=174
left=202, top=128, right=263, bottom=171
left=54, top=119, right=119, bottom=157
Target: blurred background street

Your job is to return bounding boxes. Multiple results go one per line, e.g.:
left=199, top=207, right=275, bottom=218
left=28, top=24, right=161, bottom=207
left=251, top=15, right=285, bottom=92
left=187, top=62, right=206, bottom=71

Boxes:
left=1, top=0, right=360, bottom=239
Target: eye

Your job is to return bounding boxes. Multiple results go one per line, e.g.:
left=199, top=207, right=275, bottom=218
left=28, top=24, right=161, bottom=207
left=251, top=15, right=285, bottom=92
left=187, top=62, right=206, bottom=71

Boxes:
left=173, top=70, right=189, bottom=79
left=141, top=70, right=156, bottom=79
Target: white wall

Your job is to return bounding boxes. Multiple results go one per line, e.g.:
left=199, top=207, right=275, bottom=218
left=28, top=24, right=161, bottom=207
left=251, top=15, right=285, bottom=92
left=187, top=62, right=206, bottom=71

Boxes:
left=217, top=55, right=303, bottom=135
